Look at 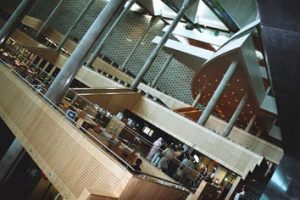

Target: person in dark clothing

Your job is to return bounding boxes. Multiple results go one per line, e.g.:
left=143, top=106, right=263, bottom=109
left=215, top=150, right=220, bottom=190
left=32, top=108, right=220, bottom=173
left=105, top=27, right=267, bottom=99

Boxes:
left=131, top=158, right=142, bottom=172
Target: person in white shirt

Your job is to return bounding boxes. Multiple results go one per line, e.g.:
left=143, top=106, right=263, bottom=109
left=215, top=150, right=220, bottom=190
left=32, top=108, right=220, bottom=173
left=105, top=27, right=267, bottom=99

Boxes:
left=234, top=186, right=245, bottom=200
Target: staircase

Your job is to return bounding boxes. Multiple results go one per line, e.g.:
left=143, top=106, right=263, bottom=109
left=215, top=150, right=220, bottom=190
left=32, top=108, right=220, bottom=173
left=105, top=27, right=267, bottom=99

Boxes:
left=173, top=106, right=202, bottom=121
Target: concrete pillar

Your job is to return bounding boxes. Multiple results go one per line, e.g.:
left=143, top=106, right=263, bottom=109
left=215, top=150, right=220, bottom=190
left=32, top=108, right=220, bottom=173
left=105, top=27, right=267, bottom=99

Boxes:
left=151, top=54, right=173, bottom=87
left=223, top=93, right=249, bottom=137
left=264, top=162, right=273, bottom=177
left=225, top=176, right=241, bottom=200
left=130, top=0, right=197, bottom=90
left=192, top=91, right=202, bottom=107
left=30, top=54, right=38, bottom=66
left=197, top=61, right=238, bottom=126
left=245, top=113, right=257, bottom=132
left=86, top=0, right=136, bottom=67
left=36, top=0, right=65, bottom=37
left=119, top=16, right=160, bottom=70
left=56, top=0, right=95, bottom=51
left=36, top=57, right=44, bottom=68
left=0, top=0, right=38, bottom=46
left=42, top=61, right=50, bottom=71
left=49, top=66, right=57, bottom=76
left=45, top=0, right=126, bottom=104
left=0, top=139, right=24, bottom=183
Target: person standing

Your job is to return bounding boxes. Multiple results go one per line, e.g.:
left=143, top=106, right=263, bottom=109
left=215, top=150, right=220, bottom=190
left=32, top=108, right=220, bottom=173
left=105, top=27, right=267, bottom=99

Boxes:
left=146, top=137, right=163, bottom=160
left=157, top=144, right=175, bottom=172
left=131, top=158, right=143, bottom=172
left=234, top=186, right=245, bottom=200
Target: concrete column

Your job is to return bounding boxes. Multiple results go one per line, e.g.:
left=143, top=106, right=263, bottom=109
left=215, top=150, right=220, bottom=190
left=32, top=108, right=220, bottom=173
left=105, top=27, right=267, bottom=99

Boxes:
left=49, top=66, right=57, bottom=76
left=56, top=0, right=95, bottom=51
left=151, top=54, right=173, bottom=87
left=0, top=139, right=24, bottom=183
left=33, top=55, right=40, bottom=63
left=245, top=113, right=257, bottom=132
left=192, top=91, right=202, bottom=107
left=86, top=0, right=136, bottom=67
left=42, top=61, right=50, bottom=71
left=119, top=16, right=160, bottom=70
left=223, top=93, right=249, bottom=137
left=30, top=54, right=38, bottom=66
left=225, top=176, right=241, bottom=200
left=0, top=0, right=38, bottom=46
left=36, top=57, right=44, bottom=68
left=197, top=61, right=238, bottom=126
left=45, top=0, right=126, bottom=104
left=130, top=0, right=196, bottom=90
left=264, top=162, right=273, bottom=177
left=36, top=0, right=65, bottom=37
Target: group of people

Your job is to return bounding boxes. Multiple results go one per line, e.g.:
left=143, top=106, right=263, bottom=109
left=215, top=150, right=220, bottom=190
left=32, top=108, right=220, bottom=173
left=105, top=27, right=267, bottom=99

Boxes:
left=146, top=138, right=198, bottom=185
left=145, top=137, right=221, bottom=188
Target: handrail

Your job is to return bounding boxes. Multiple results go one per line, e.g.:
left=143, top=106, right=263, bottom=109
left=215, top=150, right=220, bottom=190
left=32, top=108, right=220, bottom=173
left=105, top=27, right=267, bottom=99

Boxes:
left=2, top=23, right=274, bottom=173
left=0, top=56, right=188, bottom=192
left=1, top=39, right=240, bottom=187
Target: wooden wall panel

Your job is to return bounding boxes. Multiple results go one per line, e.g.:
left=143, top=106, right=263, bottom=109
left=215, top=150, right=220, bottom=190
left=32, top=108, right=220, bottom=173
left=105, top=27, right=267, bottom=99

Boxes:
left=205, top=117, right=283, bottom=164
left=0, top=65, right=132, bottom=199
left=119, top=177, right=189, bottom=200
left=83, top=93, right=141, bottom=115
left=131, top=98, right=263, bottom=178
